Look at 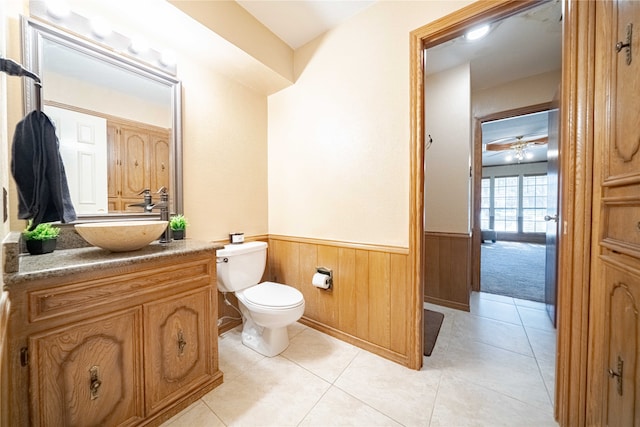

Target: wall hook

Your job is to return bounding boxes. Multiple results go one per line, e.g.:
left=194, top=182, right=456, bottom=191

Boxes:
left=425, top=134, right=433, bottom=150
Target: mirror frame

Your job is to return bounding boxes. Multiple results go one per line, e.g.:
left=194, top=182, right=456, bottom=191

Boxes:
left=20, top=17, right=183, bottom=221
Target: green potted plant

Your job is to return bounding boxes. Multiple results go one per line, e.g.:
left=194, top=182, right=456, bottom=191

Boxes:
left=23, top=222, right=60, bottom=255
left=169, top=214, right=188, bottom=240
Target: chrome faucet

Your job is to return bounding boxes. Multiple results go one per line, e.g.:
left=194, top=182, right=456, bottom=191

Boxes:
left=149, top=187, right=171, bottom=243
left=128, top=189, right=153, bottom=212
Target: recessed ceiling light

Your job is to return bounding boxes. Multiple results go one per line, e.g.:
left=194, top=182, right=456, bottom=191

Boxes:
left=465, top=24, right=490, bottom=41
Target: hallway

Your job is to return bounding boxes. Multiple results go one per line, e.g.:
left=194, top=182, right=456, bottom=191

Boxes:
left=163, top=291, right=557, bottom=426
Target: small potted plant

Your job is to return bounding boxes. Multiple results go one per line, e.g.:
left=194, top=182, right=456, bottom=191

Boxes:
left=169, top=214, right=188, bottom=240
left=23, top=221, right=60, bottom=255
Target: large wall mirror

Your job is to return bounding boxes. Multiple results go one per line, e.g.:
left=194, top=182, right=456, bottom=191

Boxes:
left=21, top=17, right=183, bottom=220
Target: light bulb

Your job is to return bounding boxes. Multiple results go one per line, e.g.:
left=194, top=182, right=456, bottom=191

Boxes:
left=129, top=37, right=148, bottom=54
left=91, top=18, right=112, bottom=39
left=160, top=50, right=176, bottom=66
left=46, top=0, right=70, bottom=19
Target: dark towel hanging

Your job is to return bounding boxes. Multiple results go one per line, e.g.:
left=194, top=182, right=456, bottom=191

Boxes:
left=11, top=110, right=76, bottom=230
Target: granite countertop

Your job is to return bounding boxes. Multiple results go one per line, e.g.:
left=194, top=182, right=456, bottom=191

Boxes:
left=3, top=235, right=223, bottom=286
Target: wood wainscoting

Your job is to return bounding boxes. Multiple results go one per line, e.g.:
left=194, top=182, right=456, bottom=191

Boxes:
left=267, top=235, right=411, bottom=366
left=423, top=232, right=471, bottom=311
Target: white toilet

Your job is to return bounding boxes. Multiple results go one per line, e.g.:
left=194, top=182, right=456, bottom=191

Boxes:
left=216, top=241, right=305, bottom=357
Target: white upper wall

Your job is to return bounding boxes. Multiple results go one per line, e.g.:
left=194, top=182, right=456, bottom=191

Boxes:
left=268, top=1, right=473, bottom=247
left=473, top=70, right=561, bottom=118
left=424, top=63, right=471, bottom=234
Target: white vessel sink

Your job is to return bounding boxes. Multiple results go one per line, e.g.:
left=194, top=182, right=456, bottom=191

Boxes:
left=75, top=221, right=168, bottom=252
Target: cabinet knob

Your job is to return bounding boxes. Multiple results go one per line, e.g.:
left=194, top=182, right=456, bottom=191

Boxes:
left=89, top=366, right=102, bottom=400
left=177, top=330, right=187, bottom=355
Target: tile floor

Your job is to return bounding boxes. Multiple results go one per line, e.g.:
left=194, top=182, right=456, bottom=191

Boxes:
left=163, top=291, right=558, bottom=426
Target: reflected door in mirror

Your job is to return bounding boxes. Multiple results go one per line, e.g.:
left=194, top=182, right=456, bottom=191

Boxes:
left=107, top=120, right=170, bottom=212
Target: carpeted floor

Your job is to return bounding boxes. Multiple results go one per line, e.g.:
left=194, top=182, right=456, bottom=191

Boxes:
left=481, top=241, right=546, bottom=302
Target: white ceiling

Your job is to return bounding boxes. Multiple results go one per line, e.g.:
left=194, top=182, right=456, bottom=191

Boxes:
left=236, top=0, right=375, bottom=49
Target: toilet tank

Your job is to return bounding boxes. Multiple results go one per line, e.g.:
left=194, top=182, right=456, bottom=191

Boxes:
left=216, top=241, right=268, bottom=292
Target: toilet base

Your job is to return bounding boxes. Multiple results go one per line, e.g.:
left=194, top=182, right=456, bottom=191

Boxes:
left=241, top=317, right=290, bottom=357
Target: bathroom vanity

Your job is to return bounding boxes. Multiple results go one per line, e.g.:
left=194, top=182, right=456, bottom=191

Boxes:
left=1, top=235, right=223, bottom=426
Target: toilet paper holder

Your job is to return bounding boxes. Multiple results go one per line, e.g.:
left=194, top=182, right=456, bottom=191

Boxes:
left=314, top=267, right=333, bottom=289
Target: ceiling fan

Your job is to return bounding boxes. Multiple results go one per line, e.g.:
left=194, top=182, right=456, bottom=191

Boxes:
left=484, top=134, right=548, bottom=162
left=484, top=134, right=548, bottom=151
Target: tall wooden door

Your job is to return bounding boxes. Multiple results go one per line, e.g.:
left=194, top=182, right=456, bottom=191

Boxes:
left=589, top=1, right=640, bottom=425
left=545, top=103, right=560, bottom=327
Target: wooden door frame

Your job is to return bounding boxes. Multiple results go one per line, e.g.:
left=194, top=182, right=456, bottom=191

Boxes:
left=409, top=0, right=595, bottom=425
left=470, top=102, right=553, bottom=292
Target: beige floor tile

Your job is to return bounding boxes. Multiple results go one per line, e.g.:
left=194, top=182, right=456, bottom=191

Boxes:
left=287, top=321, right=308, bottom=339
left=161, top=400, right=225, bottom=427
left=282, top=327, right=360, bottom=383
left=476, top=291, right=515, bottom=305
left=450, top=312, right=533, bottom=357
left=299, top=386, right=402, bottom=426
left=525, top=325, right=557, bottom=364
left=517, top=305, right=555, bottom=332
left=470, top=295, right=523, bottom=325
left=217, top=326, right=266, bottom=382
left=444, top=338, right=551, bottom=409
left=513, top=297, right=547, bottom=310
left=334, top=351, right=441, bottom=426
left=430, top=375, right=558, bottom=427
left=202, top=355, right=330, bottom=426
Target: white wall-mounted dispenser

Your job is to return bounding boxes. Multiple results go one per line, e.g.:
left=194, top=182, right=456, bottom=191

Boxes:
left=312, top=267, right=333, bottom=290
left=229, top=232, right=244, bottom=244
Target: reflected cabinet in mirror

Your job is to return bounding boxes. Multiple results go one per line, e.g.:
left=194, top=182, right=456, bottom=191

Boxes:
left=21, top=17, right=183, bottom=219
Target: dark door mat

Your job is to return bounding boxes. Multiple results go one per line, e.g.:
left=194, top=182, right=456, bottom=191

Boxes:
left=424, top=309, right=445, bottom=357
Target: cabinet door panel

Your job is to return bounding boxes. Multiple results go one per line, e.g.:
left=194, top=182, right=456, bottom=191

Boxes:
left=602, top=261, right=640, bottom=427
left=605, top=0, right=640, bottom=182
left=29, top=308, right=143, bottom=427
left=150, top=132, right=170, bottom=193
left=121, top=128, right=149, bottom=198
left=145, top=288, right=212, bottom=413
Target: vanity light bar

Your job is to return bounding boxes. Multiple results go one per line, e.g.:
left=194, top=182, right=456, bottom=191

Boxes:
left=30, top=0, right=177, bottom=75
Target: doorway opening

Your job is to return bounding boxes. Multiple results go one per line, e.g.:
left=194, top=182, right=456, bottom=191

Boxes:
left=477, top=108, right=556, bottom=307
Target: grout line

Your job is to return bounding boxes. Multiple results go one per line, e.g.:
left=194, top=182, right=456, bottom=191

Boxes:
left=516, top=304, right=556, bottom=406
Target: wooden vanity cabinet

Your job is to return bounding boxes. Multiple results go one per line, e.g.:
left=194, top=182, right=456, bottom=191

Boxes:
left=2, top=249, right=222, bottom=426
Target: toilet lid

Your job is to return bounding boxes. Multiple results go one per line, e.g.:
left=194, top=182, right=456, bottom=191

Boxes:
left=241, top=281, right=304, bottom=309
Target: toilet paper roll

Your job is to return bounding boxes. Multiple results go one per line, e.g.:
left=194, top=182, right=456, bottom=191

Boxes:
left=312, top=272, right=331, bottom=289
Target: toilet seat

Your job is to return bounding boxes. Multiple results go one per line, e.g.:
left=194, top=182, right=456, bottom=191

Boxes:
left=237, top=281, right=304, bottom=311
